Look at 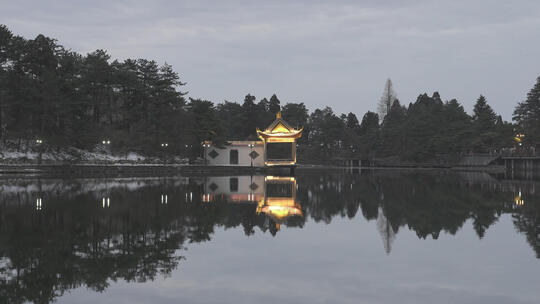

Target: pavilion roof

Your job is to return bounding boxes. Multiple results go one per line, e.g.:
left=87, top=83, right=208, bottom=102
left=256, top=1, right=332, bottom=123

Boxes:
left=256, top=112, right=303, bottom=139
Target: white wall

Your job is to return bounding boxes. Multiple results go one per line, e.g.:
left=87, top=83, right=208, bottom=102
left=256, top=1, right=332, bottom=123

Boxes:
left=204, top=176, right=265, bottom=196
left=205, top=143, right=264, bottom=167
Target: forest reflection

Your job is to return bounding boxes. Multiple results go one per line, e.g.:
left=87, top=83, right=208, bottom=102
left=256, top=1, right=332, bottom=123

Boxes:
left=0, top=170, right=538, bottom=303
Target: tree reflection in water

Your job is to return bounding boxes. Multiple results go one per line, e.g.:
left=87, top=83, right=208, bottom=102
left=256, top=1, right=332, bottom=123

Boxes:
left=0, top=171, right=538, bottom=303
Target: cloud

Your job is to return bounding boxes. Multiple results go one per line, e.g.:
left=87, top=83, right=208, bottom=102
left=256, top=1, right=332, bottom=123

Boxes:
left=2, top=0, right=540, bottom=119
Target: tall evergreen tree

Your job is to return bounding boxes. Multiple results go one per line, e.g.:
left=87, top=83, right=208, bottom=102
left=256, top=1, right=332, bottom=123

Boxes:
left=0, top=25, right=13, bottom=139
left=282, top=102, right=308, bottom=128
left=514, top=76, right=540, bottom=143
left=359, top=111, right=379, bottom=135
left=440, top=99, right=473, bottom=153
left=241, top=94, right=259, bottom=139
left=345, top=112, right=360, bottom=133
left=187, top=98, right=224, bottom=150
left=380, top=99, right=406, bottom=156
left=268, top=94, right=281, bottom=114
left=401, top=93, right=445, bottom=159
left=377, top=78, right=397, bottom=122
left=471, top=95, right=499, bottom=151
left=472, top=95, right=497, bottom=130
left=217, top=101, right=245, bottom=140
left=308, top=107, right=346, bottom=148
left=358, top=111, right=380, bottom=157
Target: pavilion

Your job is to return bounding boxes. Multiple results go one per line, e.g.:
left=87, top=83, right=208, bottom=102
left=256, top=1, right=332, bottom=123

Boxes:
left=256, top=112, right=303, bottom=167
left=204, top=112, right=303, bottom=167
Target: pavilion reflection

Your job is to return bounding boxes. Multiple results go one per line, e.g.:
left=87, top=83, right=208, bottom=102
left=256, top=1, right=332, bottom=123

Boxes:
left=202, top=175, right=303, bottom=230
left=256, top=176, right=302, bottom=230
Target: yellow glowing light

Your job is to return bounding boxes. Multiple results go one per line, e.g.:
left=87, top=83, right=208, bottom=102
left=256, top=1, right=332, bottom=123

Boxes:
left=202, top=194, right=213, bottom=203
left=256, top=113, right=303, bottom=141
left=265, top=161, right=296, bottom=166
left=265, top=176, right=295, bottom=182
left=514, top=191, right=524, bottom=206
left=270, top=122, right=291, bottom=133
left=514, top=133, right=525, bottom=143
left=255, top=112, right=303, bottom=166
left=257, top=195, right=302, bottom=222
left=263, top=205, right=301, bottom=219
left=267, top=137, right=296, bottom=142
left=259, top=201, right=303, bottom=220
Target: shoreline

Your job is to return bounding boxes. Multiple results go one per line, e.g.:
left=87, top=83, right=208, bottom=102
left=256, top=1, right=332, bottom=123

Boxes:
left=0, top=163, right=507, bottom=177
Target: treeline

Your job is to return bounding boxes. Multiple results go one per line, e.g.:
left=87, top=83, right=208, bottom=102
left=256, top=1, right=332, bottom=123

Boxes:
left=209, top=92, right=516, bottom=162
left=0, top=25, right=192, bottom=154
left=1, top=25, right=539, bottom=161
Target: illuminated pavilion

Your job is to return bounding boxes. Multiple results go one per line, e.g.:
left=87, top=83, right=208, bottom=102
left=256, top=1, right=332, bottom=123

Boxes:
left=204, top=112, right=303, bottom=168
left=256, top=112, right=303, bottom=167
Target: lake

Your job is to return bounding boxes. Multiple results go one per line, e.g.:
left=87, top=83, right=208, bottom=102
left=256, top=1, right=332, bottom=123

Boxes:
left=1, top=169, right=539, bottom=304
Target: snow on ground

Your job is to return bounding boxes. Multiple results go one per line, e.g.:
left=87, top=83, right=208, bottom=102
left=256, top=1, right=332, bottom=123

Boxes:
left=0, top=141, right=189, bottom=164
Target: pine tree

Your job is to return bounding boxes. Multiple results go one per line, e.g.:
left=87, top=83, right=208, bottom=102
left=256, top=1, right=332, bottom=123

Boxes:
left=359, top=111, right=379, bottom=135
left=345, top=112, right=360, bottom=132
left=514, top=76, right=540, bottom=143
left=472, top=95, right=497, bottom=130
left=0, top=25, right=13, bottom=139
left=268, top=94, right=281, bottom=114
left=240, top=94, right=267, bottom=139
left=472, top=95, right=499, bottom=151
left=216, top=101, right=244, bottom=140
left=187, top=98, right=225, bottom=148
left=380, top=100, right=406, bottom=156
left=441, top=99, right=473, bottom=153
left=282, top=102, right=308, bottom=130
left=358, top=111, right=380, bottom=157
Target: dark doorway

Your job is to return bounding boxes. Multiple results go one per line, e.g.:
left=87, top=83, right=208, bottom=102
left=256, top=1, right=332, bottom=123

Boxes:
left=230, top=149, right=239, bottom=164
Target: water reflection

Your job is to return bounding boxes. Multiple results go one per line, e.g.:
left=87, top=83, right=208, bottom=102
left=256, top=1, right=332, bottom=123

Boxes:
left=201, top=175, right=302, bottom=231
left=256, top=176, right=302, bottom=231
left=0, top=171, right=539, bottom=303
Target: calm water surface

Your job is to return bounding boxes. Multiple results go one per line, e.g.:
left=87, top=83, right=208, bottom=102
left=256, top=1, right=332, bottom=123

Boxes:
left=1, top=169, right=539, bottom=304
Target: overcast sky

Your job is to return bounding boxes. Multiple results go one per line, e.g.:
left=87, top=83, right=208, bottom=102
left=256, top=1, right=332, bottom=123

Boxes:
left=2, top=0, right=540, bottom=120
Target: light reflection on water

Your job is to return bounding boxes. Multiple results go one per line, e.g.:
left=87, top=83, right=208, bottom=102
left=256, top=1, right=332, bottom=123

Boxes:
left=0, top=170, right=539, bottom=304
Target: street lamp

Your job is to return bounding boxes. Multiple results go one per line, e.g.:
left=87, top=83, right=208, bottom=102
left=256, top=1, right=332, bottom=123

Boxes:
left=248, top=143, right=255, bottom=167
left=184, top=144, right=192, bottom=158
left=101, top=140, right=111, bottom=164
left=36, top=139, right=43, bottom=165
left=161, top=143, right=168, bottom=165
left=202, top=141, right=211, bottom=165
left=101, top=140, right=111, bottom=153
